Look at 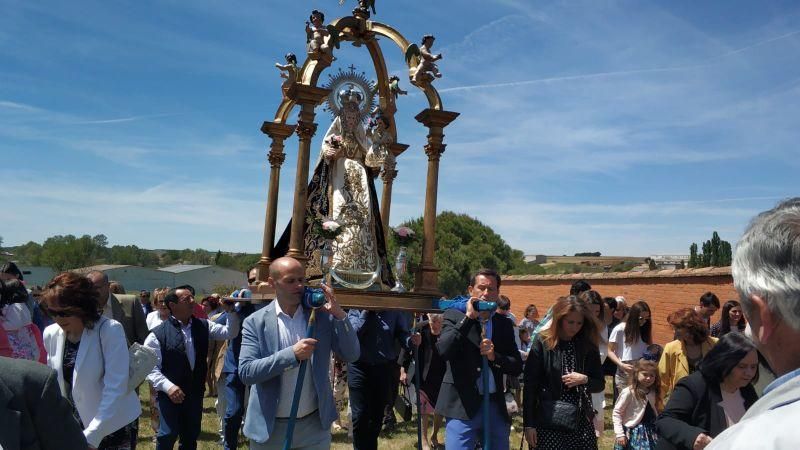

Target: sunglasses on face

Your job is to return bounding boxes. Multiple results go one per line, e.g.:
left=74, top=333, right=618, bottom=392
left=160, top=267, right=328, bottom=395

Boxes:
left=47, top=308, right=77, bottom=318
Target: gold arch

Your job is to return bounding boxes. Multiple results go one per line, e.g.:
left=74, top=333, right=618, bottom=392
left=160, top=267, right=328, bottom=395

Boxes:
left=272, top=16, right=443, bottom=125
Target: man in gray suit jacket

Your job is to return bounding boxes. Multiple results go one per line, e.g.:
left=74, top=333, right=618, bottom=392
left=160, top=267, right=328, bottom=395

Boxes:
left=87, top=270, right=149, bottom=345
left=238, top=257, right=360, bottom=449
left=0, top=356, right=86, bottom=450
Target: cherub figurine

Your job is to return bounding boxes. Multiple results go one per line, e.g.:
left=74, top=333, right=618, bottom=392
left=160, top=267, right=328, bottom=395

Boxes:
left=305, top=10, right=331, bottom=56
left=406, top=34, right=443, bottom=84
left=389, top=75, right=408, bottom=99
left=340, top=0, right=377, bottom=16
left=365, top=114, right=392, bottom=169
left=275, top=53, right=298, bottom=95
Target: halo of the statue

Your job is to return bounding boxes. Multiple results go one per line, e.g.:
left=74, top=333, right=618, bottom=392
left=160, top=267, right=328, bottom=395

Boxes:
left=322, top=67, right=377, bottom=123
left=272, top=15, right=443, bottom=126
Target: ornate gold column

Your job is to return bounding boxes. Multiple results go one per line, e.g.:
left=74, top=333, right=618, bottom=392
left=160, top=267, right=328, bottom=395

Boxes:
left=380, top=143, right=408, bottom=241
left=286, top=84, right=331, bottom=267
left=257, top=122, right=296, bottom=281
left=414, top=109, right=460, bottom=294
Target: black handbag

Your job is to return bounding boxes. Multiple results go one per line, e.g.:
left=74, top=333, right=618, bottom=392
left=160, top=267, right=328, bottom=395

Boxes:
left=394, top=385, right=413, bottom=422
left=536, top=344, right=585, bottom=432
left=537, top=399, right=579, bottom=432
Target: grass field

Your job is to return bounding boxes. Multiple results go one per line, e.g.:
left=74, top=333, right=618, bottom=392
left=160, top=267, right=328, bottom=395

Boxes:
left=135, top=383, right=619, bottom=449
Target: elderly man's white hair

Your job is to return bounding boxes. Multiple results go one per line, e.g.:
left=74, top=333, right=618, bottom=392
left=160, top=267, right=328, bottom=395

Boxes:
left=732, top=197, right=800, bottom=330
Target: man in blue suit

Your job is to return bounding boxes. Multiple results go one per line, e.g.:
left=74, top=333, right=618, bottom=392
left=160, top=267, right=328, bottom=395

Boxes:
left=239, top=256, right=360, bottom=449
left=220, top=267, right=262, bottom=450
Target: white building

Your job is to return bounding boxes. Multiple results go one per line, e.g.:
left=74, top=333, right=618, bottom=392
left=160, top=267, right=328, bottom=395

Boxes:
left=71, top=264, right=247, bottom=295
left=158, top=264, right=247, bottom=295
left=73, top=265, right=173, bottom=292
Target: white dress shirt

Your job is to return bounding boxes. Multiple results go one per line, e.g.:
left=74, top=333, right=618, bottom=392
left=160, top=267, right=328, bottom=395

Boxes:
left=102, top=295, right=114, bottom=319
left=275, top=301, right=318, bottom=418
left=144, top=312, right=239, bottom=393
left=146, top=310, right=165, bottom=331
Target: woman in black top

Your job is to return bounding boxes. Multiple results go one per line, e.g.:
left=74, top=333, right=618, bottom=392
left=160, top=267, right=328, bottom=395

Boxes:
left=655, top=332, right=759, bottom=450
left=523, top=295, right=604, bottom=449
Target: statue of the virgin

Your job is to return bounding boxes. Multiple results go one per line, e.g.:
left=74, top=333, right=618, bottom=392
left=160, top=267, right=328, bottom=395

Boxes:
left=273, top=79, right=394, bottom=289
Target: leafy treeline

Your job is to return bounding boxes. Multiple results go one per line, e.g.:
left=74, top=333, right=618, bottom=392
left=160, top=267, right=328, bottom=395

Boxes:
left=3, top=212, right=541, bottom=295
left=688, top=231, right=732, bottom=268
left=389, top=211, right=543, bottom=297
left=574, top=252, right=602, bottom=257
left=4, top=234, right=259, bottom=273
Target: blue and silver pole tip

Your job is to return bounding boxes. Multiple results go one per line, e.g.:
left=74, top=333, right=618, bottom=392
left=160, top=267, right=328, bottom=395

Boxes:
left=302, top=286, right=326, bottom=309
left=473, top=300, right=497, bottom=312
left=437, top=296, right=498, bottom=313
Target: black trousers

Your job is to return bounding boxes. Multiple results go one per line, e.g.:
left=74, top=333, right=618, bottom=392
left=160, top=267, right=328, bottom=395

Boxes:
left=383, top=362, right=401, bottom=426
left=348, top=361, right=393, bottom=450
left=156, top=392, right=203, bottom=450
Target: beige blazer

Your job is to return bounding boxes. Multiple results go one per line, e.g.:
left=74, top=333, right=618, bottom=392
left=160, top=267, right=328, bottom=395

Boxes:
left=108, top=293, right=149, bottom=345
left=658, top=336, right=717, bottom=405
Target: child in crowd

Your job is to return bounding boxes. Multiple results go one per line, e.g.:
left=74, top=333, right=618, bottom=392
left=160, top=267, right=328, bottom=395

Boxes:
left=613, top=359, right=662, bottom=450
left=642, top=343, right=663, bottom=363
left=518, top=327, right=532, bottom=360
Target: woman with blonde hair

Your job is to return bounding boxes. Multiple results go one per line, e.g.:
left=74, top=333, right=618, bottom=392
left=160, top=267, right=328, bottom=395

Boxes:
left=146, top=288, right=170, bottom=331
left=523, top=295, right=604, bottom=449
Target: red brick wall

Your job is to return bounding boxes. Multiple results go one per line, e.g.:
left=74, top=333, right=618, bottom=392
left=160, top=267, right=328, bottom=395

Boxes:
left=501, top=268, right=737, bottom=345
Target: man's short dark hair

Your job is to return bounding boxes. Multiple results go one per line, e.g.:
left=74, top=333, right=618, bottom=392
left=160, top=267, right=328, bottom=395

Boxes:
left=699, top=291, right=720, bottom=308
left=470, top=268, right=501, bottom=289
left=164, top=284, right=195, bottom=307
left=0, top=262, right=23, bottom=281
left=570, top=280, right=591, bottom=296
left=497, top=295, right=511, bottom=311
left=604, top=296, right=618, bottom=311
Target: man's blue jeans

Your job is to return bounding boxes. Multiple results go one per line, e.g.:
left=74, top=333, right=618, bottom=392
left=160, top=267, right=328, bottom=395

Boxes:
left=444, top=398, right=510, bottom=450
left=222, top=371, right=246, bottom=450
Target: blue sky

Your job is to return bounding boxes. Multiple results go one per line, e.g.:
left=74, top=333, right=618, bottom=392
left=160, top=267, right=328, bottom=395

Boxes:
left=2, top=0, right=799, bottom=256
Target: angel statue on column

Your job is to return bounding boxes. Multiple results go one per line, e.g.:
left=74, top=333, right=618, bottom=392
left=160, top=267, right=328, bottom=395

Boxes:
left=273, top=78, right=394, bottom=290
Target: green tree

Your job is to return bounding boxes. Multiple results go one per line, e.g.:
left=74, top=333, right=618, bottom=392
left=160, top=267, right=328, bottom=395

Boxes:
left=648, top=259, right=658, bottom=271
left=710, top=232, right=722, bottom=267
left=12, top=241, right=43, bottom=266
left=689, top=232, right=733, bottom=268
left=388, top=211, right=528, bottom=297
left=701, top=240, right=712, bottom=267
left=688, top=243, right=699, bottom=268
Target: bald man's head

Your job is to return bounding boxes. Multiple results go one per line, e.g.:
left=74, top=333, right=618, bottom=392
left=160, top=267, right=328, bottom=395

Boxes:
left=269, top=257, right=303, bottom=279
left=86, top=270, right=110, bottom=307
left=268, top=257, right=305, bottom=305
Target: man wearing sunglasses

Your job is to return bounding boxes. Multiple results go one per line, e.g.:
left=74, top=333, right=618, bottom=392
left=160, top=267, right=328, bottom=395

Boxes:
left=144, top=285, right=239, bottom=450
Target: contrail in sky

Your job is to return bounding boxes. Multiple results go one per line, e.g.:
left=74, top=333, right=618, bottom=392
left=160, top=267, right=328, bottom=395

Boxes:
left=439, top=29, right=800, bottom=93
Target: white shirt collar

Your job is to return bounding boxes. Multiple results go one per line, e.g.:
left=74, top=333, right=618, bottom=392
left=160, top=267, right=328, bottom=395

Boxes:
left=275, top=298, right=303, bottom=319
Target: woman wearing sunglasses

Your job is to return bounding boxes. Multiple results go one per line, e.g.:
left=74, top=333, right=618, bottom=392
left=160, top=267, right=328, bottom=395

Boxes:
left=42, top=272, right=141, bottom=450
left=608, top=301, right=653, bottom=392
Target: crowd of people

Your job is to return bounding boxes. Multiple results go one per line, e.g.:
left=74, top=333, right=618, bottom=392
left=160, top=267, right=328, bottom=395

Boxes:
left=0, top=198, right=799, bottom=450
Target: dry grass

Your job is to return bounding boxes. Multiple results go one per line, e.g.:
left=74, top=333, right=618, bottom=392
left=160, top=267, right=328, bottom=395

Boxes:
left=136, top=385, right=619, bottom=449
